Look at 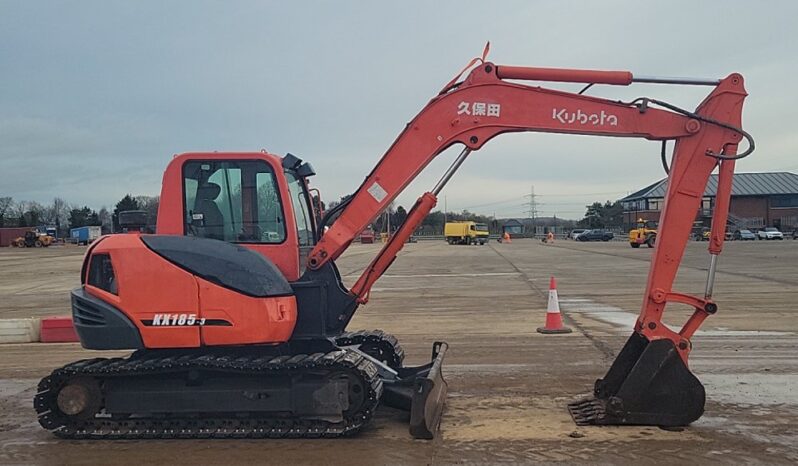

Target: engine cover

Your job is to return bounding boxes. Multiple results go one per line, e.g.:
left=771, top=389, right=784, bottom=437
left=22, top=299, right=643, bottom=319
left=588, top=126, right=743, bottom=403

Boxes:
left=75, top=234, right=297, bottom=349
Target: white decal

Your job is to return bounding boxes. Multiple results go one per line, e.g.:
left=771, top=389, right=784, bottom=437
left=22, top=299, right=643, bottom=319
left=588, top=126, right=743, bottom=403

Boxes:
left=152, top=313, right=206, bottom=326
left=367, top=182, right=388, bottom=203
left=552, top=108, right=618, bottom=126
left=457, top=101, right=501, bottom=118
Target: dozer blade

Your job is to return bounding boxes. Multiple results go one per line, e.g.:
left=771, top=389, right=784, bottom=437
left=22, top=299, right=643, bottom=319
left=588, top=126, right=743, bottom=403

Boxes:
left=382, top=341, right=448, bottom=439
left=409, top=341, right=448, bottom=439
left=568, top=332, right=705, bottom=427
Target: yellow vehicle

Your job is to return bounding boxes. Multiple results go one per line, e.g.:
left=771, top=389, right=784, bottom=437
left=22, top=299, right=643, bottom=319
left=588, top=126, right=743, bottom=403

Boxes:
left=629, top=218, right=657, bottom=248
left=445, top=221, right=489, bottom=245
left=11, top=230, right=55, bottom=248
left=695, top=228, right=732, bottom=241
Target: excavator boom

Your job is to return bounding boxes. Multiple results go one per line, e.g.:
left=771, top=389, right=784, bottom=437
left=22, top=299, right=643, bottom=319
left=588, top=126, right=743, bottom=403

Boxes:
left=311, top=51, right=750, bottom=427
left=308, top=62, right=720, bottom=271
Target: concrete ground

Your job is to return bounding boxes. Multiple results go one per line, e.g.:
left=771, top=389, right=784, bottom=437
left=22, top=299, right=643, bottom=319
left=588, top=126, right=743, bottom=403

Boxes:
left=0, top=239, right=796, bottom=464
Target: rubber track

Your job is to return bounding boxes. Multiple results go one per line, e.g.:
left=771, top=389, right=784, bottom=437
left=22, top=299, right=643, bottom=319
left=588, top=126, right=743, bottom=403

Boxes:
left=34, top=348, right=382, bottom=439
left=335, top=329, right=405, bottom=369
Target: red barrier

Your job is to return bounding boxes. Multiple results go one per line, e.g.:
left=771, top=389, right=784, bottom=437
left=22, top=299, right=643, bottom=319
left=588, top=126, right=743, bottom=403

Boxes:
left=40, top=316, right=79, bottom=343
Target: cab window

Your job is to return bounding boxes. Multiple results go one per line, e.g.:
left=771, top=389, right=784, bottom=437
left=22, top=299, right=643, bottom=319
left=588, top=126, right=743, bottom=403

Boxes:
left=183, top=160, right=286, bottom=243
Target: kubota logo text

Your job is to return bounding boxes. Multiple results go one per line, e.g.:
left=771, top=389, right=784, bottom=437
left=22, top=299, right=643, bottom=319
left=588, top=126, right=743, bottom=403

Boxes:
left=552, top=108, right=618, bottom=126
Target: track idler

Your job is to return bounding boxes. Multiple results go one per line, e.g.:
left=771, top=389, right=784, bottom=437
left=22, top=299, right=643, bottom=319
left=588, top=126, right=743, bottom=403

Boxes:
left=568, top=332, right=705, bottom=427
left=382, top=341, right=448, bottom=439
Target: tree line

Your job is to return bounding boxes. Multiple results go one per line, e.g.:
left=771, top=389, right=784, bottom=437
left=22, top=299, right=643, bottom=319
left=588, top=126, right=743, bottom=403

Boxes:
left=576, top=201, right=624, bottom=229
left=0, top=194, right=159, bottom=236
left=0, top=190, right=625, bottom=238
left=327, top=194, right=623, bottom=235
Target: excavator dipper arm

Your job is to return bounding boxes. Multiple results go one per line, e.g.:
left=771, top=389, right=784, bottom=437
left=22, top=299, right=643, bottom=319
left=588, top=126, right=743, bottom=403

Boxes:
left=307, top=55, right=750, bottom=428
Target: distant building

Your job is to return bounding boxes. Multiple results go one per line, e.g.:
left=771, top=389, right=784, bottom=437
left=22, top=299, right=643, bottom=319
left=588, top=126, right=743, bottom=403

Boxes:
left=621, top=172, right=798, bottom=230
left=501, top=219, right=524, bottom=235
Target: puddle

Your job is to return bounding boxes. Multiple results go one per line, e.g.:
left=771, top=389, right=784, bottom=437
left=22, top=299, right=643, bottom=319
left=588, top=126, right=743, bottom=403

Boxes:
left=698, top=329, right=793, bottom=336
left=0, top=379, right=34, bottom=398
left=702, top=374, right=798, bottom=406
left=698, top=413, right=798, bottom=449
left=559, top=300, right=636, bottom=330
left=560, top=298, right=794, bottom=336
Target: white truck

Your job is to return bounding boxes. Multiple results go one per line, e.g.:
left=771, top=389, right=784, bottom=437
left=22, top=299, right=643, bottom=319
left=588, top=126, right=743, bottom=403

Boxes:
left=70, top=225, right=102, bottom=245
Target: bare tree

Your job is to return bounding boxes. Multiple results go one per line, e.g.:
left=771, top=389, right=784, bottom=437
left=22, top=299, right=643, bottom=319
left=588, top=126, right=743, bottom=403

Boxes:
left=13, top=201, right=45, bottom=227
left=11, top=200, right=27, bottom=226
left=98, top=206, right=112, bottom=233
left=39, top=198, right=67, bottom=231
left=0, top=197, right=12, bottom=227
left=135, top=195, right=160, bottom=226
left=49, top=197, right=69, bottom=234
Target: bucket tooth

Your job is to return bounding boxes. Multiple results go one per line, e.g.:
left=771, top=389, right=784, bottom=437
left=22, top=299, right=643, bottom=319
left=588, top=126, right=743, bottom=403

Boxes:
left=568, top=332, right=705, bottom=427
left=568, top=398, right=607, bottom=426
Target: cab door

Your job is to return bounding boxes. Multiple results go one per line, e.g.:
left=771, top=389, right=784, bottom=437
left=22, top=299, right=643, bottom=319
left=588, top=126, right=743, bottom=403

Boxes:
left=179, top=156, right=301, bottom=280
left=283, top=171, right=316, bottom=275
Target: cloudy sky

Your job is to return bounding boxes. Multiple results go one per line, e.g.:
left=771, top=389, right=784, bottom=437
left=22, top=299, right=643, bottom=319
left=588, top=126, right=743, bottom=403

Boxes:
left=2, top=1, right=796, bottom=219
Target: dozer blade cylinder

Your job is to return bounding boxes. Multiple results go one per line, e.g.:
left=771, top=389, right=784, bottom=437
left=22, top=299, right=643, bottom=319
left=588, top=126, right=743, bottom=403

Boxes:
left=568, top=332, right=705, bottom=427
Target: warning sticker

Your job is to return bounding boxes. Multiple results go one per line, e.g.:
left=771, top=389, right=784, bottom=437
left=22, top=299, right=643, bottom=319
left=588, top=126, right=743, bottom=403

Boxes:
left=367, top=182, right=388, bottom=203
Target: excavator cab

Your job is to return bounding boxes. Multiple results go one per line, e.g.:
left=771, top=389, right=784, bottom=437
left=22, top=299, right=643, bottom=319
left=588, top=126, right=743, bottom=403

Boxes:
left=157, top=153, right=311, bottom=280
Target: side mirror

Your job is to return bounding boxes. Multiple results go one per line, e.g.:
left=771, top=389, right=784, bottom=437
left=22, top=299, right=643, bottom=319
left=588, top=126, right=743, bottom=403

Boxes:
left=308, top=187, right=324, bottom=218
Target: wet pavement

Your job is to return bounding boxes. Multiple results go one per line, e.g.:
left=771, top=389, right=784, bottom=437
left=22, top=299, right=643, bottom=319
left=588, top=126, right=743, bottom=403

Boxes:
left=0, top=239, right=796, bottom=464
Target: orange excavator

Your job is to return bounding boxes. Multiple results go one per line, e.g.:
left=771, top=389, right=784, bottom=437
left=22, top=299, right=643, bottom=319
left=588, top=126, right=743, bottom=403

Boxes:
left=35, top=47, right=752, bottom=439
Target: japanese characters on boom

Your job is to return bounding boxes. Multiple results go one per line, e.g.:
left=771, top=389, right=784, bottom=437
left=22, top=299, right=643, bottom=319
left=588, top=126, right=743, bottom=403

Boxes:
left=457, top=101, right=501, bottom=117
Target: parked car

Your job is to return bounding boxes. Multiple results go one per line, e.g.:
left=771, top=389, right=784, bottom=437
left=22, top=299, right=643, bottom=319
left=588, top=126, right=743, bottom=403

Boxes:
left=567, top=228, right=589, bottom=240
left=733, top=229, right=756, bottom=241
left=792, top=229, right=798, bottom=240
left=696, top=229, right=733, bottom=241
left=359, top=228, right=375, bottom=244
left=577, top=229, right=614, bottom=242
left=757, top=227, right=784, bottom=240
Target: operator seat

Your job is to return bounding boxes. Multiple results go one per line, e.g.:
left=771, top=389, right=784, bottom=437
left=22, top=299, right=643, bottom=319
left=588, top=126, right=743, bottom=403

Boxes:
left=195, top=182, right=225, bottom=240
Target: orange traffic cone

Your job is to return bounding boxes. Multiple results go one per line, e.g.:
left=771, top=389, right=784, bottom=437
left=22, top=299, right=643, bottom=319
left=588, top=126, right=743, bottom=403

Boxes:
left=503, top=232, right=512, bottom=243
left=537, top=276, right=572, bottom=334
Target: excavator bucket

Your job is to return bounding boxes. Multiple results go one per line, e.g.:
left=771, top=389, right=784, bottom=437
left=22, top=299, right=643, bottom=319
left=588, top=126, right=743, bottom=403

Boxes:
left=568, top=332, right=705, bottom=427
left=382, top=341, right=448, bottom=439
